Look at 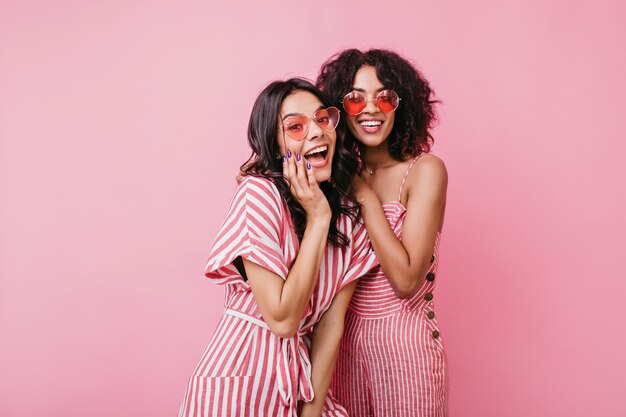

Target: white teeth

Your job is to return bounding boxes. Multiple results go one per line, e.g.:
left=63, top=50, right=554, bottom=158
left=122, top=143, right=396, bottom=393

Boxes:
left=359, top=120, right=382, bottom=127
left=305, top=145, right=327, bottom=156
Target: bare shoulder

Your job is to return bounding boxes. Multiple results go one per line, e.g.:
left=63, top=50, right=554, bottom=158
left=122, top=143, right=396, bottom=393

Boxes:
left=409, top=154, right=448, bottom=186
left=415, top=153, right=447, bottom=172
left=400, top=154, right=447, bottom=206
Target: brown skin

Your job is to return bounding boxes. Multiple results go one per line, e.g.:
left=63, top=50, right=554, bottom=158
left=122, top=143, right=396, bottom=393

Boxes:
left=348, top=65, right=448, bottom=299
left=352, top=155, right=447, bottom=298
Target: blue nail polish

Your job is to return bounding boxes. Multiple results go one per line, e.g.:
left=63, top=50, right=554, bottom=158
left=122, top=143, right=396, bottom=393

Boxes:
left=307, top=163, right=311, bottom=170
left=282, top=155, right=286, bottom=163
left=287, top=150, right=292, bottom=158
left=297, top=154, right=301, bottom=161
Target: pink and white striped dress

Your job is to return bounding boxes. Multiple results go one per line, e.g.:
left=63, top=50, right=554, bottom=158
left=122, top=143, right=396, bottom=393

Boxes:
left=179, top=176, right=378, bottom=417
left=332, top=156, right=449, bottom=417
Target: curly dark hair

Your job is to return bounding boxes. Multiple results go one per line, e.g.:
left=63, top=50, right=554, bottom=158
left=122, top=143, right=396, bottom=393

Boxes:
left=316, top=48, right=438, bottom=160
left=241, top=78, right=359, bottom=248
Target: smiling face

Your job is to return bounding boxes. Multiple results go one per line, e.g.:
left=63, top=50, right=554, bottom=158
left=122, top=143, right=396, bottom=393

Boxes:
left=277, top=90, right=336, bottom=182
left=346, top=65, right=396, bottom=149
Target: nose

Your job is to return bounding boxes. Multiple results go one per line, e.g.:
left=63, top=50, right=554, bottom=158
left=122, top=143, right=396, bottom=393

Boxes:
left=306, top=118, right=322, bottom=140
left=363, top=97, right=379, bottom=114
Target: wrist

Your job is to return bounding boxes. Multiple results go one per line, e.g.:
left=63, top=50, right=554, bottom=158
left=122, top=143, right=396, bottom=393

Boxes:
left=307, top=213, right=331, bottom=228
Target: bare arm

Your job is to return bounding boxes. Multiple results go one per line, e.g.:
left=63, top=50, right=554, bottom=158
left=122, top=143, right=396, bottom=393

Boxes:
left=244, top=153, right=331, bottom=338
left=244, top=216, right=328, bottom=338
left=355, top=155, right=448, bottom=298
left=299, top=281, right=357, bottom=417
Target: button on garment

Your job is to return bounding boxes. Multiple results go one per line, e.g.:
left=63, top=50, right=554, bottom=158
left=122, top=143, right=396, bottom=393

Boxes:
left=179, top=177, right=378, bottom=417
left=332, top=155, right=449, bottom=417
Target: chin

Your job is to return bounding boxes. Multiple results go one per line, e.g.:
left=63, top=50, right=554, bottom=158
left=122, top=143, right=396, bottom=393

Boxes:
left=348, top=127, right=383, bottom=148
left=359, top=134, right=386, bottom=147
left=315, top=169, right=332, bottom=183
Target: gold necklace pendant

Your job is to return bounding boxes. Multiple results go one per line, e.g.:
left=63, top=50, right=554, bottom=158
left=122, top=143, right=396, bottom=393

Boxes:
left=365, top=161, right=395, bottom=175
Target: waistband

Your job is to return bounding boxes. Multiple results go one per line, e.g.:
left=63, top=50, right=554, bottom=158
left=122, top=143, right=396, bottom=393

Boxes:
left=223, top=309, right=313, bottom=416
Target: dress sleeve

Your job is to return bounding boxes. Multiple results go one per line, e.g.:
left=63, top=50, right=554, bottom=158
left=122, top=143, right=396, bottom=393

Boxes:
left=340, top=218, right=379, bottom=290
left=204, top=176, right=289, bottom=288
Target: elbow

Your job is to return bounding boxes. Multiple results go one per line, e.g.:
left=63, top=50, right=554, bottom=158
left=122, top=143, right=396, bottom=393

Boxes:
left=261, top=307, right=300, bottom=338
left=392, top=280, right=420, bottom=299
left=268, top=319, right=299, bottom=339
left=393, top=287, right=415, bottom=299
left=390, top=266, right=429, bottom=299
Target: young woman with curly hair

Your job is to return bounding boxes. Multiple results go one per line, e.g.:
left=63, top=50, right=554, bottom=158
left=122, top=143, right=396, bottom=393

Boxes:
left=317, top=49, right=449, bottom=417
left=178, top=78, right=378, bottom=417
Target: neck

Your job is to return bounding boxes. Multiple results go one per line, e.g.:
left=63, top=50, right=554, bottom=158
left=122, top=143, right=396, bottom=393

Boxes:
left=361, top=143, right=395, bottom=172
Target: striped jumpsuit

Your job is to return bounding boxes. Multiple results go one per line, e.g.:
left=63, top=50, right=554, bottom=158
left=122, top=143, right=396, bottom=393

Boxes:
left=332, top=157, right=449, bottom=417
left=179, top=176, right=378, bottom=417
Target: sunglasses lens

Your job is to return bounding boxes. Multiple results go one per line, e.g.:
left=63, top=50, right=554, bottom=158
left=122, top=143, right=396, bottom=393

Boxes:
left=377, top=90, right=400, bottom=112
left=283, top=116, right=308, bottom=140
left=343, top=92, right=366, bottom=115
left=314, top=107, right=340, bottom=132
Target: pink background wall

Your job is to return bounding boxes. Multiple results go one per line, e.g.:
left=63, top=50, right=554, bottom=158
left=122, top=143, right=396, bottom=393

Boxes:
left=2, top=1, right=625, bottom=416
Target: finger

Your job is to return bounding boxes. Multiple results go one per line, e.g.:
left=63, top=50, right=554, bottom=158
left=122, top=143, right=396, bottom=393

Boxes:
left=282, top=152, right=297, bottom=193
left=287, top=151, right=303, bottom=196
left=295, top=153, right=309, bottom=192
left=305, top=162, right=318, bottom=189
left=281, top=153, right=289, bottom=183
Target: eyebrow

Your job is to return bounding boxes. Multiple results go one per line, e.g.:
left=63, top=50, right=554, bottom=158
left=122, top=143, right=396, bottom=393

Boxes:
left=351, top=87, right=386, bottom=93
left=281, top=105, right=325, bottom=120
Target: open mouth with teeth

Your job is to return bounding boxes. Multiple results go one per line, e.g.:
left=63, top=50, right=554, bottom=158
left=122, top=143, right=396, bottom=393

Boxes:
left=304, top=145, right=329, bottom=168
left=358, top=119, right=384, bottom=134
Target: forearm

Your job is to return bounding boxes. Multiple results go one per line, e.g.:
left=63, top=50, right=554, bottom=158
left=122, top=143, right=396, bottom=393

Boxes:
left=359, top=192, right=429, bottom=297
left=246, top=215, right=331, bottom=337
left=277, top=216, right=331, bottom=324
left=299, top=314, right=344, bottom=417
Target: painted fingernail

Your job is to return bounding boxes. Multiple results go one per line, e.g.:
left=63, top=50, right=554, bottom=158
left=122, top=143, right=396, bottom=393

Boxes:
left=282, top=155, right=286, bottom=163
left=297, top=154, right=301, bottom=161
left=287, top=150, right=292, bottom=158
left=307, top=163, right=311, bottom=170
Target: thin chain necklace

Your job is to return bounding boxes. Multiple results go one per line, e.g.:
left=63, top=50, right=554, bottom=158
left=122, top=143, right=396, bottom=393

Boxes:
left=363, top=161, right=397, bottom=175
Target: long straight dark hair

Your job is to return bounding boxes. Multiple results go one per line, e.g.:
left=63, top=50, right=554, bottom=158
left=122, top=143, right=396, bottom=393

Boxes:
left=241, top=78, right=359, bottom=248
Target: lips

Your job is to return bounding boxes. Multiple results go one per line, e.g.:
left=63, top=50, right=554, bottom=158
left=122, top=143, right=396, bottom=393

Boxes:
left=303, top=145, right=329, bottom=168
left=357, top=119, right=384, bottom=134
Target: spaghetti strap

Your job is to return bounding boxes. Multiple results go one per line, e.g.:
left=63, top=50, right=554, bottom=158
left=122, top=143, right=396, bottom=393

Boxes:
left=397, top=155, right=423, bottom=202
